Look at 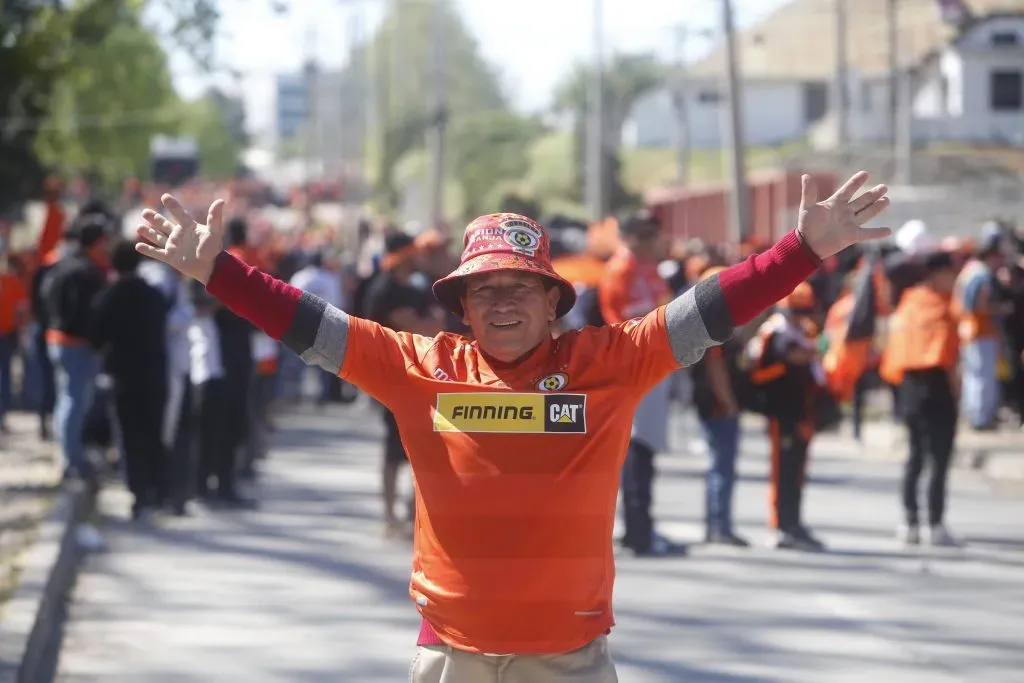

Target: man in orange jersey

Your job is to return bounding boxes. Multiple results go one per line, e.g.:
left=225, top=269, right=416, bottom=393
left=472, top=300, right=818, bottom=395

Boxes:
left=881, top=251, right=962, bottom=547
left=134, top=172, right=889, bottom=681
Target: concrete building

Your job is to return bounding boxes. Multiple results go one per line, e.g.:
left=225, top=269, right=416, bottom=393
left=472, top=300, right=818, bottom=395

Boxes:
left=623, top=0, right=1024, bottom=150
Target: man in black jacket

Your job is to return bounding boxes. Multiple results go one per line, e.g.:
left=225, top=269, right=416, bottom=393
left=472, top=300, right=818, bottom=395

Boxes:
left=41, top=216, right=109, bottom=478
left=90, top=240, right=169, bottom=519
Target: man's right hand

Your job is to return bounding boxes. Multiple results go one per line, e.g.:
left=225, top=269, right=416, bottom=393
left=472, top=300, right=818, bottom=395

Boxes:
left=135, top=194, right=226, bottom=285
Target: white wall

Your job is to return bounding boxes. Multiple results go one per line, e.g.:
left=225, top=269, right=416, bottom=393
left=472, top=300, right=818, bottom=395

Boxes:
left=624, top=79, right=810, bottom=150
left=848, top=16, right=1024, bottom=146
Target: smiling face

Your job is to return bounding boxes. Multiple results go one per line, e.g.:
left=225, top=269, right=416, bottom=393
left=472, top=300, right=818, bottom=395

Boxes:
left=461, top=270, right=560, bottom=363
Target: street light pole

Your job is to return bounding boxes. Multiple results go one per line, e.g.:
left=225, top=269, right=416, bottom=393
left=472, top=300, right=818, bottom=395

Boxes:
left=585, top=0, right=606, bottom=221
left=428, top=0, right=447, bottom=228
left=672, top=24, right=690, bottom=187
left=721, top=0, right=750, bottom=243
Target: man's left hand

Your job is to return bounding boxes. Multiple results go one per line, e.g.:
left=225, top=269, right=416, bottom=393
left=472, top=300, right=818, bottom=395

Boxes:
left=797, top=171, right=891, bottom=260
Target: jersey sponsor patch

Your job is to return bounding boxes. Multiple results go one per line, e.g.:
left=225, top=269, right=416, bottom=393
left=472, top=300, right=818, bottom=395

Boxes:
left=433, top=393, right=586, bottom=434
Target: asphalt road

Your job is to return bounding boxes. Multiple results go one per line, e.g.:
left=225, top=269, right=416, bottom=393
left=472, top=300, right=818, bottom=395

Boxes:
left=53, top=403, right=1024, bottom=683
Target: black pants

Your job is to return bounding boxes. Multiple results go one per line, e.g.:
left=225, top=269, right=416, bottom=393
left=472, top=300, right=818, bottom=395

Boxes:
left=902, top=372, right=957, bottom=526
left=194, top=379, right=237, bottom=497
left=33, top=327, right=55, bottom=424
left=621, top=439, right=656, bottom=552
left=769, top=417, right=811, bottom=532
left=114, top=383, right=167, bottom=508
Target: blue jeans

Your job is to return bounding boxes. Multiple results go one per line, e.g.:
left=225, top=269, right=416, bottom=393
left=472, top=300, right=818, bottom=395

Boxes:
left=49, top=344, right=98, bottom=472
left=961, top=338, right=1001, bottom=428
left=700, top=415, right=740, bottom=535
left=0, top=332, right=17, bottom=421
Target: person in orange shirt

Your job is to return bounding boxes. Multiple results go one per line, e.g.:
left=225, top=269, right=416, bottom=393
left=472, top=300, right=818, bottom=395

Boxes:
left=135, top=171, right=889, bottom=681
left=0, top=253, right=28, bottom=431
left=881, top=251, right=962, bottom=547
left=598, top=210, right=683, bottom=557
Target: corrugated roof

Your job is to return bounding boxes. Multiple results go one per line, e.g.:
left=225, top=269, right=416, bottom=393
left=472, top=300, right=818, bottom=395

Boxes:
left=689, top=0, right=1024, bottom=80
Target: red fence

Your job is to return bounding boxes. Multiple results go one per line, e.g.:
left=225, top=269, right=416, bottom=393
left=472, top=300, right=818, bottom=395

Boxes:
left=644, top=170, right=838, bottom=246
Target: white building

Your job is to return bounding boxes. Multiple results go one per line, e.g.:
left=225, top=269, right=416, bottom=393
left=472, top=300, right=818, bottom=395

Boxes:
left=623, top=78, right=826, bottom=149
left=623, top=0, right=1024, bottom=151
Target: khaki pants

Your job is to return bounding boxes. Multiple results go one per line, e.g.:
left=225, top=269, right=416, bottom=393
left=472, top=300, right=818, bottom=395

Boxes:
left=409, top=636, right=618, bottom=683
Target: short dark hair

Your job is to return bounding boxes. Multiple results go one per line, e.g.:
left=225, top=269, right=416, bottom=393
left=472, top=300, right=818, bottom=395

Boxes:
left=75, top=215, right=109, bottom=249
left=227, top=217, right=248, bottom=247
left=619, top=209, right=660, bottom=239
left=110, top=239, right=141, bottom=274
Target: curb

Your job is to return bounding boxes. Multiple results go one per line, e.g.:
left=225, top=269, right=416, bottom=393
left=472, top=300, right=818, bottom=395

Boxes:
left=0, top=479, right=92, bottom=683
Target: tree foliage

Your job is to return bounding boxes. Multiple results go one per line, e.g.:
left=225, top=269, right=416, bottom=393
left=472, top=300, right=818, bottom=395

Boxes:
left=355, top=0, right=508, bottom=213
left=552, top=53, right=666, bottom=214
left=0, top=0, right=221, bottom=208
left=178, top=89, right=247, bottom=179
left=450, top=111, right=545, bottom=219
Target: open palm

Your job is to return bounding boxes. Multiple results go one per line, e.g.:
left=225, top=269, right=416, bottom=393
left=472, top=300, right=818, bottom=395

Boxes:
left=135, top=194, right=226, bottom=285
left=797, top=171, right=891, bottom=259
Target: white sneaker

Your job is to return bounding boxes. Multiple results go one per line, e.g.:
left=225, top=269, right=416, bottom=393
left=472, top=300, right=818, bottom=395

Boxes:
left=897, top=523, right=920, bottom=546
left=75, top=523, right=106, bottom=552
left=926, top=524, right=961, bottom=548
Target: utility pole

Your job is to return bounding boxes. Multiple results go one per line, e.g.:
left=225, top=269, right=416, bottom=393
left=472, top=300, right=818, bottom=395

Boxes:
left=886, top=0, right=898, bottom=150
left=891, top=0, right=913, bottom=184
left=585, top=0, right=606, bottom=222
left=671, top=24, right=690, bottom=186
left=721, top=0, right=750, bottom=243
left=303, top=22, right=318, bottom=189
left=428, top=0, right=448, bottom=227
left=834, top=0, right=849, bottom=150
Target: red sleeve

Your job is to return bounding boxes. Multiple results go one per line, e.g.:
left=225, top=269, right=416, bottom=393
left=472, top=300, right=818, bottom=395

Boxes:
left=205, top=250, right=302, bottom=340
left=716, top=230, right=820, bottom=327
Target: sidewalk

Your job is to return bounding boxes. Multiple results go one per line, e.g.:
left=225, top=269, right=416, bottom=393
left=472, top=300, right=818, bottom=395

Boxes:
left=0, top=412, right=62, bottom=614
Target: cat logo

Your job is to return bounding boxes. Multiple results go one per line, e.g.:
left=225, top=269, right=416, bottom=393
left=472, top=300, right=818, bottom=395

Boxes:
left=434, top=393, right=586, bottom=434
left=537, top=373, right=568, bottom=392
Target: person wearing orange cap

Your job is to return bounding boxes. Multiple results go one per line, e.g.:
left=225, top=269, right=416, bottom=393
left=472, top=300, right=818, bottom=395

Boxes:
left=689, top=264, right=749, bottom=547
left=746, top=281, right=827, bottom=552
left=136, top=171, right=889, bottom=680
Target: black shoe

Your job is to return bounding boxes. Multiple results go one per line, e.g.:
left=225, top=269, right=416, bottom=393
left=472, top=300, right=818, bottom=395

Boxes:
left=216, top=490, right=258, bottom=509
left=706, top=530, right=750, bottom=547
left=633, top=533, right=688, bottom=558
left=773, top=526, right=826, bottom=552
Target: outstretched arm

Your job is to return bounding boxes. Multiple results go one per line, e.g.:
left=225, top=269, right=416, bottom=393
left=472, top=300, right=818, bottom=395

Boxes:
left=134, top=195, right=383, bottom=381
left=664, top=172, right=890, bottom=366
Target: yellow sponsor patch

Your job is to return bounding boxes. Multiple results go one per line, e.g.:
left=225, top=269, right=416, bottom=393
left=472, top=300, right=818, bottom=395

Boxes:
left=433, top=393, right=586, bottom=434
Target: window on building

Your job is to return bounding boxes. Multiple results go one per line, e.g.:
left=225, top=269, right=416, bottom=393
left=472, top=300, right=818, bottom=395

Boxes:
left=803, top=82, right=828, bottom=123
left=991, top=31, right=1020, bottom=46
left=990, top=70, right=1023, bottom=111
left=697, top=90, right=721, bottom=104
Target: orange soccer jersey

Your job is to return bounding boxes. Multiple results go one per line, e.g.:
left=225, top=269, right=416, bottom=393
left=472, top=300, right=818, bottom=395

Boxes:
left=205, top=229, right=820, bottom=655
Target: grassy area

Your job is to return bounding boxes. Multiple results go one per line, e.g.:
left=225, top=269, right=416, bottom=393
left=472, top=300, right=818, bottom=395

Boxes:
left=620, top=141, right=810, bottom=192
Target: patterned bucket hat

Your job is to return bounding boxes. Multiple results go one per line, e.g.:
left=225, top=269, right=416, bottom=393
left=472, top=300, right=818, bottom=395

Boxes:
left=431, top=213, right=578, bottom=319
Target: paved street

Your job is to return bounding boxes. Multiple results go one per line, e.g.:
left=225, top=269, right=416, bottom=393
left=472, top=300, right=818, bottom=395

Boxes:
left=54, top=402, right=1024, bottom=683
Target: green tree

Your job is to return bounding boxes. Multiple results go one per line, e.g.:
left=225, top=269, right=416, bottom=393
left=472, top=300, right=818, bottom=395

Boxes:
left=357, top=0, right=506, bottom=211
left=34, top=7, right=181, bottom=189
left=449, top=111, right=545, bottom=219
left=0, top=0, right=221, bottom=207
left=178, top=89, right=245, bottom=179
left=552, top=53, right=666, bottom=214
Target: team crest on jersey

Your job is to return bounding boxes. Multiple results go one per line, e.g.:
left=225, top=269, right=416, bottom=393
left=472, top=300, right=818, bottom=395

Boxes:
left=536, top=373, right=568, bottom=392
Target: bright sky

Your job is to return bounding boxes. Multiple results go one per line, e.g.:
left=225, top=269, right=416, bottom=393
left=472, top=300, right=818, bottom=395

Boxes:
left=169, top=0, right=786, bottom=139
